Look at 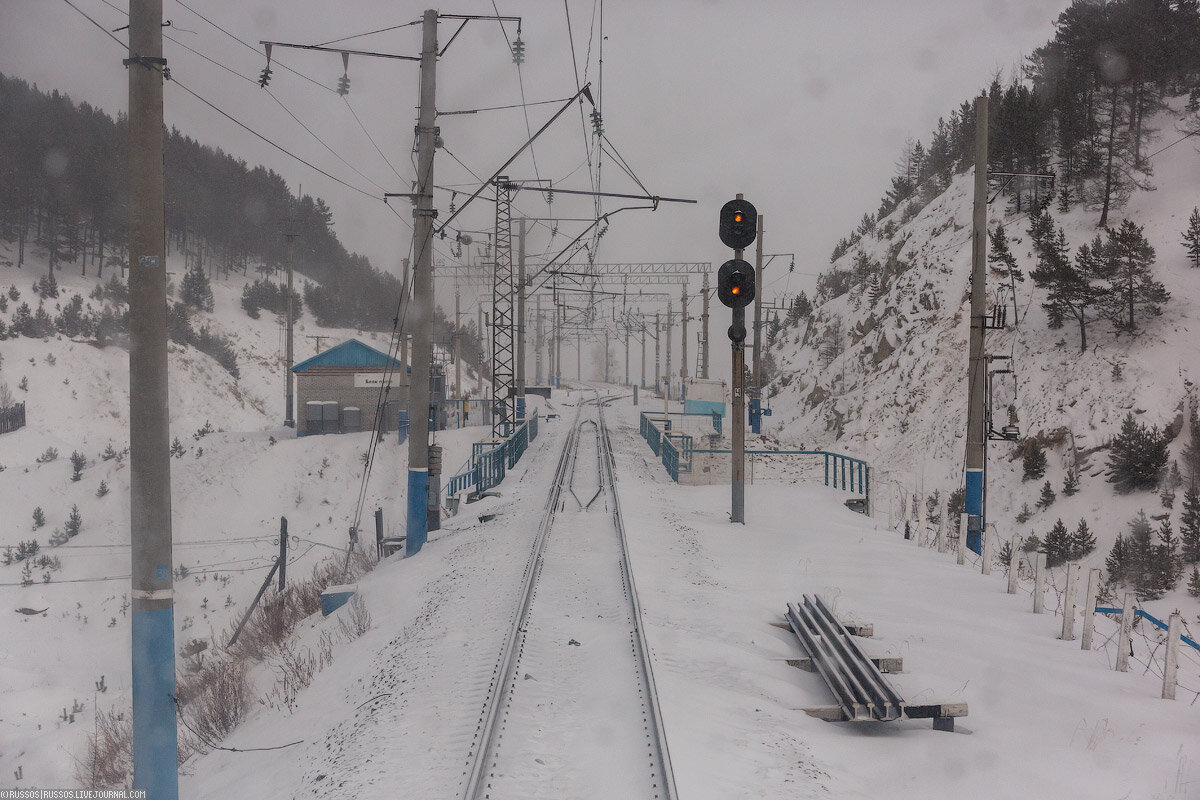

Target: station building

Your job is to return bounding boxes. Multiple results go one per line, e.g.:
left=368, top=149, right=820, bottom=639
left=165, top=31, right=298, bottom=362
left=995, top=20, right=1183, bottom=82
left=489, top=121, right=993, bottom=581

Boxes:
left=291, top=338, right=408, bottom=436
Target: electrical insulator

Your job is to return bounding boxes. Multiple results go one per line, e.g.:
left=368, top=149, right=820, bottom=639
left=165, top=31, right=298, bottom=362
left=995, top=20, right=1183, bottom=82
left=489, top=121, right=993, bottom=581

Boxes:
left=258, top=66, right=273, bottom=88
left=511, top=36, right=525, bottom=64
left=337, top=74, right=350, bottom=96
left=590, top=109, right=603, bottom=137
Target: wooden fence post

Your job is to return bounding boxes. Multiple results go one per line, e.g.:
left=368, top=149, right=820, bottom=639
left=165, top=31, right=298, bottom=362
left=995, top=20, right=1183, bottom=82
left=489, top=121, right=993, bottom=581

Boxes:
left=981, top=524, right=993, bottom=576
left=1116, top=591, right=1134, bottom=673
left=1007, top=535, right=1020, bottom=594
left=1080, top=568, right=1101, bottom=651
left=1060, top=562, right=1079, bottom=641
left=1033, top=553, right=1047, bottom=614
left=957, top=513, right=968, bottom=565
left=1162, top=612, right=1181, bottom=700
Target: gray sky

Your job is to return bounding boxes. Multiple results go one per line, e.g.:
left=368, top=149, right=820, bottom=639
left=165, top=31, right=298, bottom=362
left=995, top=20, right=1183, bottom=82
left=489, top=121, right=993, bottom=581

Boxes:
left=0, top=0, right=1067, bottom=340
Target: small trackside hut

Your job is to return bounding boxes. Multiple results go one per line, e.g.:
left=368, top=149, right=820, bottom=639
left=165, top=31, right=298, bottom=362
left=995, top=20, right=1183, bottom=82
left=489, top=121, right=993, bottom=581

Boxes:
left=291, top=338, right=408, bottom=436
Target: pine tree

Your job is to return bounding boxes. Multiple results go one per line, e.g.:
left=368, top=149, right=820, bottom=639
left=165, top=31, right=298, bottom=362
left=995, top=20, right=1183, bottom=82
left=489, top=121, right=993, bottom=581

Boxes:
left=1124, top=510, right=1161, bottom=599
left=1037, top=480, right=1056, bottom=509
left=1029, top=214, right=1102, bottom=351
left=1187, top=566, right=1200, bottom=598
left=1043, top=518, right=1071, bottom=567
left=1181, top=484, right=1200, bottom=563
left=69, top=449, right=85, bottom=481
left=1023, top=441, right=1047, bottom=481
left=1015, top=502, right=1034, bottom=524
left=1158, top=519, right=1182, bottom=588
left=180, top=261, right=214, bottom=312
left=989, top=223, right=1024, bottom=319
left=64, top=504, right=82, bottom=538
left=32, top=507, right=45, bottom=529
left=96, top=480, right=108, bottom=498
left=1107, top=412, right=1168, bottom=493
left=1062, top=467, right=1079, bottom=496
left=1182, top=207, right=1200, bottom=269
left=1106, top=534, right=1129, bottom=583
left=1068, top=519, right=1096, bottom=561
left=1099, top=220, right=1169, bottom=335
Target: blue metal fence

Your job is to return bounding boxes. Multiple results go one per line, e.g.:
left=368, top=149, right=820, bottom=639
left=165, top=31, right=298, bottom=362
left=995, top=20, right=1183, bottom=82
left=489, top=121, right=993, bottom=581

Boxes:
left=1094, top=606, right=1200, bottom=654
left=638, top=412, right=870, bottom=512
left=443, top=409, right=541, bottom=499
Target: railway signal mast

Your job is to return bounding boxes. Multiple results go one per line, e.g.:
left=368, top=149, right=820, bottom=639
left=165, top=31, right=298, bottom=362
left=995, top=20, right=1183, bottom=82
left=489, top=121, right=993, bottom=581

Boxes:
left=717, top=195, right=757, bottom=524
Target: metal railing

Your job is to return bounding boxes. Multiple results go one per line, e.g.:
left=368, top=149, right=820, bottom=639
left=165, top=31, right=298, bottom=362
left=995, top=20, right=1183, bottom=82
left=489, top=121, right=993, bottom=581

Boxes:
left=444, top=409, right=540, bottom=499
left=1094, top=606, right=1200, bottom=654
left=637, top=412, right=869, bottom=512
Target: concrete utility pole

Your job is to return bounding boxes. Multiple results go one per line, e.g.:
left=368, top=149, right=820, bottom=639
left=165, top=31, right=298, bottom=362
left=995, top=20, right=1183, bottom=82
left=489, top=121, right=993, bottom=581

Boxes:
left=576, top=331, right=582, bottom=381
left=454, top=287, right=461, bottom=401
left=535, top=293, right=543, bottom=385
left=556, top=298, right=564, bottom=387
left=665, top=300, right=673, bottom=400
left=127, top=0, right=178, bottom=795
left=752, top=214, right=765, bottom=391
left=283, top=230, right=297, bottom=428
left=701, top=272, right=710, bottom=379
left=406, top=8, right=438, bottom=556
left=399, top=257, right=410, bottom=375
left=623, top=321, right=630, bottom=385
left=516, top=218, right=526, bottom=416
left=680, top=283, right=688, bottom=399
left=750, top=215, right=765, bottom=434
left=654, top=312, right=661, bottom=393
left=476, top=304, right=484, bottom=396
left=640, top=318, right=647, bottom=388
left=604, top=328, right=610, bottom=383
left=964, top=93, right=988, bottom=555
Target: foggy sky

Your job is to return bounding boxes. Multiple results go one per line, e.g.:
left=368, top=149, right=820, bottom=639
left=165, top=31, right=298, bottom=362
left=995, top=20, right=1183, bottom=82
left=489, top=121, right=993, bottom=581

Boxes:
left=0, top=1, right=1068, bottom=370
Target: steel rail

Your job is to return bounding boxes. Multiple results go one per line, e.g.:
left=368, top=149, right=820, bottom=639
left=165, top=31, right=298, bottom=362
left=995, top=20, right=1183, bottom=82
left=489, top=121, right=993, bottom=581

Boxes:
left=597, top=399, right=680, bottom=800
left=461, top=403, right=582, bottom=800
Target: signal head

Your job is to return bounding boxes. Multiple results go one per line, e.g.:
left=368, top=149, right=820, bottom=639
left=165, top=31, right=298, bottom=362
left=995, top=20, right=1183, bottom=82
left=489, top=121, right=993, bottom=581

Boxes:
left=717, top=258, right=755, bottom=309
left=719, top=198, right=757, bottom=250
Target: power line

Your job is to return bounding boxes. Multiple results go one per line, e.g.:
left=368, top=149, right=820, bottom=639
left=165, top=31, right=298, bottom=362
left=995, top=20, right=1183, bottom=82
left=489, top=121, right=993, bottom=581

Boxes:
left=172, top=0, right=334, bottom=94
left=58, top=0, right=384, bottom=203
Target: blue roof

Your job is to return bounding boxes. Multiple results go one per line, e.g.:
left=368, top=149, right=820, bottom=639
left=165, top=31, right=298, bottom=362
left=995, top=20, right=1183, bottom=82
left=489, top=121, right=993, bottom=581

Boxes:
left=291, top=338, right=406, bottom=373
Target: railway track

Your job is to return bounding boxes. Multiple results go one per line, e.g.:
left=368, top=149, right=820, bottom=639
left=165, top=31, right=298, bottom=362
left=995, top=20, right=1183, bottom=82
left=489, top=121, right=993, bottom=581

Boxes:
left=462, top=392, right=677, bottom=800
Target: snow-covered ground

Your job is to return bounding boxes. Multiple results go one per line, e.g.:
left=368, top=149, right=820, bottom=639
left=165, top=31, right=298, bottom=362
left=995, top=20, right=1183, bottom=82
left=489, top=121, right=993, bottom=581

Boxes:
left=176, top=394, right=1197, bottom=799
left=0, top=248, right=486, bottom=787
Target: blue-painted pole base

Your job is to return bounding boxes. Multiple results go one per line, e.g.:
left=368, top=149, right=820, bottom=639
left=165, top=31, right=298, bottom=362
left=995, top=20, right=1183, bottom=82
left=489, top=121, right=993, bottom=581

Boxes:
left=132, top=606, right=178, bottom=800
left=406, top=468, right=429, bottom=556
left=965, top=468, right=983, bottom=554
left=749, top=397, right=761, bottom=434
left=516, top=397, right=526, bottom=420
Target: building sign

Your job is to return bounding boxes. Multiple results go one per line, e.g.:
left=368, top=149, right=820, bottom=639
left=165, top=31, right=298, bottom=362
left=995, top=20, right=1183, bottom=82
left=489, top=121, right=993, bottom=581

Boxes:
left=354, top=373, right=393, bottom=389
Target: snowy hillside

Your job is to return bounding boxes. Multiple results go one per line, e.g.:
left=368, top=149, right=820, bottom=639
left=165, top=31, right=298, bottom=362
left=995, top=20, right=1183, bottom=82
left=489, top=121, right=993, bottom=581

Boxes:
left=763, top=99, right=1200, bottom=624
left=0, top=245, right=489, bottom=787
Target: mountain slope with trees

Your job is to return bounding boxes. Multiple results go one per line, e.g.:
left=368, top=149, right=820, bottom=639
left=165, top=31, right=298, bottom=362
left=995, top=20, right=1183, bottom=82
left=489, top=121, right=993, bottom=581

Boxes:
left=765, top=0, right=1200, bottom=611
left=0, top=72, right=401, bottom=330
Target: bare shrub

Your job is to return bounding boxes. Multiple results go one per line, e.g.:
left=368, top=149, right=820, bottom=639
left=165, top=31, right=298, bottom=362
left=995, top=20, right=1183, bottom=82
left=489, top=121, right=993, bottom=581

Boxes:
left=266, top=633, right=334, bottom=712
left=76, top=706, right=132, bottom=789
left=231, top=591, right=300, bottom=660
left=179, top=657, right=251, bottom=752
left=337, top=593, right=372, bottom=640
